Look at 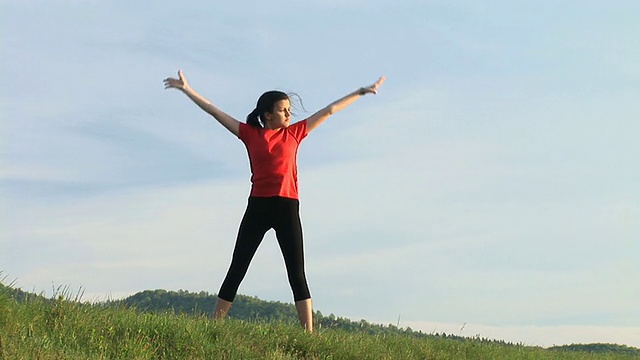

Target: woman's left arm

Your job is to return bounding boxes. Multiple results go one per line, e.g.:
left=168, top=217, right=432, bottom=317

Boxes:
left=305, top=76, right=385, bottom=134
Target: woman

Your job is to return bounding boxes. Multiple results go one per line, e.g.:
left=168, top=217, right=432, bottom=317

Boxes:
left=163, top=71, right=385, bottom=332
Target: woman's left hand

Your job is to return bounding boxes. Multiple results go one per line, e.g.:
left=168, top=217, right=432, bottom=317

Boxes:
left=360, top=76, right=386, bottom=95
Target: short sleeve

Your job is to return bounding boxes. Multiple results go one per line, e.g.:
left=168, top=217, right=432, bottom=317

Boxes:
left=289, top=120, right=308, bottom=142
left=238, top=122, right=246, bottom=139
left=238, top=122, right=254, bottom=143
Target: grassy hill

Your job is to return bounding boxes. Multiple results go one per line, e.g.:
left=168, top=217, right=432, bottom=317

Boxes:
left=109, top=289, right=462, bottom=340
left=1, top=283, right=638, bottom=359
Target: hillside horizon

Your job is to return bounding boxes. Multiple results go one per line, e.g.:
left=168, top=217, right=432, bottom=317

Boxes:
left=3, top=282, right=639, bottom=356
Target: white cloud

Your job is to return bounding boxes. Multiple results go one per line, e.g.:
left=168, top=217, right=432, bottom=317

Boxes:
left=3, top=180, right=249, bottom=293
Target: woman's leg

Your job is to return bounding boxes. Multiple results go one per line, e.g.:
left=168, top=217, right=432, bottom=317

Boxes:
left=295, top=299, right=313, bottom=332
left=274, top=198, right=313, bottom=331
left=213, top=297, right=233, bottom=319
left=216, top=198, right=270, bottom=317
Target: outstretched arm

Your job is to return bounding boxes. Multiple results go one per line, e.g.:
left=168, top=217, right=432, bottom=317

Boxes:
left=305, top=76, right=385, bottom=134
left=164, top=70, right=240, bottom=136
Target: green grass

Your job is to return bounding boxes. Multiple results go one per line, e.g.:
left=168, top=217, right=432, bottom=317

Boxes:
left=0, top=287, right=638, bottom=360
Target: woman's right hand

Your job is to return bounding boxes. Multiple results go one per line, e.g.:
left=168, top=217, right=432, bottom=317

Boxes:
left=163, top=70, right=190, bottom=91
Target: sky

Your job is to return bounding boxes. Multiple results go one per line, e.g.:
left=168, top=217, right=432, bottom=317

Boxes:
left=2, top=0, right=639, bottom=348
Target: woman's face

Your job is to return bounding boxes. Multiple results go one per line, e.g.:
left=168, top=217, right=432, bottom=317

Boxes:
left=264, top=99, right=291, bottom=129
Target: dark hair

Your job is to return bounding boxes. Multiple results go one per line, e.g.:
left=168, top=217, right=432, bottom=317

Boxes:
left=246, top=91, right=290, bottom=128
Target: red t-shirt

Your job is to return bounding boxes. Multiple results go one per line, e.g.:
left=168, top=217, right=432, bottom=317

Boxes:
left=238, top=120, right=308, bottom=199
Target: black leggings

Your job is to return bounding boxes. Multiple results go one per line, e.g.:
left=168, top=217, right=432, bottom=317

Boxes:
left=218, top=196, right=311, bottom=302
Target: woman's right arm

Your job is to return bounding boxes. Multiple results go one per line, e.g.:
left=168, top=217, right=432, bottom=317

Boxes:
left=164, top=70, right=240, bottom=137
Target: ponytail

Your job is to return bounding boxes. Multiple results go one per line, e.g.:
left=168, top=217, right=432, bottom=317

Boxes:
left=246, top=108, right=262, bottom=128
